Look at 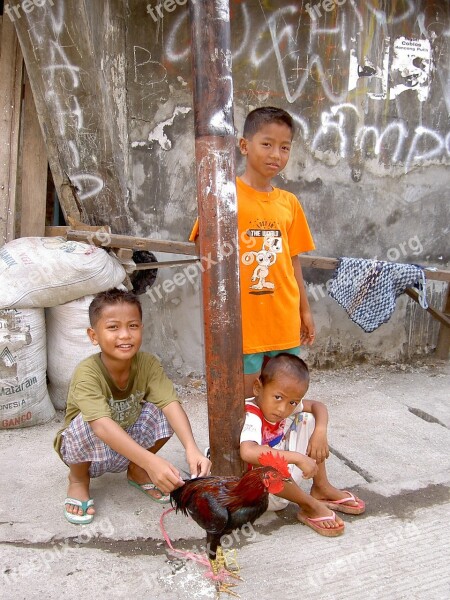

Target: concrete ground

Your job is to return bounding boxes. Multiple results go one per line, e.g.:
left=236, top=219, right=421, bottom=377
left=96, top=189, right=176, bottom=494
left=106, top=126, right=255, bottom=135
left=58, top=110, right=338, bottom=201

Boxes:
left=1, top=358, right=449, bottom=600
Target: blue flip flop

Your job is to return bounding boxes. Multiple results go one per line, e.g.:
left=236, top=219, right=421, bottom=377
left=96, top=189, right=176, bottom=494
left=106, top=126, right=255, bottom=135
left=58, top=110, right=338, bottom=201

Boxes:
left=127, top=479, right=170, bottom=504
left=64, top=497, right=94, bottom=525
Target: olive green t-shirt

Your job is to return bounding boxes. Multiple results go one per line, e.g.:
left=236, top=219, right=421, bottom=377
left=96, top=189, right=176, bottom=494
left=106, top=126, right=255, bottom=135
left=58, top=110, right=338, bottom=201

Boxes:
left=54, top=352, right=179, bottom=456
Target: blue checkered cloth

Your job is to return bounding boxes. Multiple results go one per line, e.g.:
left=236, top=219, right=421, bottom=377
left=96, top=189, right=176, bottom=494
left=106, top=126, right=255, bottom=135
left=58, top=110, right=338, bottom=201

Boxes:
left=328, top=258, right=428, bottom=333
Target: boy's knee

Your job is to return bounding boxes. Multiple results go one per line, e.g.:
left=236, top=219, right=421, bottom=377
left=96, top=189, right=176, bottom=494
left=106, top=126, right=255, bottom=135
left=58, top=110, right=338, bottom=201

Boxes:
left=148, top=436, right=171, bottom=454
left=267, top=494, right=289, bottom=511
left=303, top=412, right=316, bottom=434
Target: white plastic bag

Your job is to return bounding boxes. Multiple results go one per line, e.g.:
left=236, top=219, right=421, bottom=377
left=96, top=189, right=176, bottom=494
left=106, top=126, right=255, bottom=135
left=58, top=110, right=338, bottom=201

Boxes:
left=0, top=308, right=55, bottom=428
left=46, top=296, right=96, bottom=410
left=0, top=237, right=126, bottom=309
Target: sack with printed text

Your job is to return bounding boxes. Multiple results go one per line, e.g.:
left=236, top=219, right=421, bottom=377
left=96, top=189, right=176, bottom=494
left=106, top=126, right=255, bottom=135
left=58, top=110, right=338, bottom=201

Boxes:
left=0, top=308, right=55, bottom=429
left=0, top=237, right=126, bottom=309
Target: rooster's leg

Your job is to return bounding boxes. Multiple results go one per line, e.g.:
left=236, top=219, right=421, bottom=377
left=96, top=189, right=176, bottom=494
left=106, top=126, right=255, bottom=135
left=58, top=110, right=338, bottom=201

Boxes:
left=209, top=546, right=240, bottom=598
left=217, top=547, right=242, bottom=580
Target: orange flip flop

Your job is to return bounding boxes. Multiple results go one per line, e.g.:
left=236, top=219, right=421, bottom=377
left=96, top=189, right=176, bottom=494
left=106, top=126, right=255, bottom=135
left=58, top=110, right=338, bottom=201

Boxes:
left=297, top=510, right=344, bottom=537
left=322, top=491, right=365, bottom=515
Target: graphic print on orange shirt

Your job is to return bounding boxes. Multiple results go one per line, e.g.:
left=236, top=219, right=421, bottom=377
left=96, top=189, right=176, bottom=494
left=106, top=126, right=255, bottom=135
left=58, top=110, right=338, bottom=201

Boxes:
left=241, top=220, right=283, bottom=294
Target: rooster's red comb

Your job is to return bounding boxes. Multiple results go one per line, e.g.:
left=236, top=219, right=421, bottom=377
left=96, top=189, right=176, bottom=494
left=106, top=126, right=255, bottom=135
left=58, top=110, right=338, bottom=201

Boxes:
left=258, top=452, right=290, bottom=478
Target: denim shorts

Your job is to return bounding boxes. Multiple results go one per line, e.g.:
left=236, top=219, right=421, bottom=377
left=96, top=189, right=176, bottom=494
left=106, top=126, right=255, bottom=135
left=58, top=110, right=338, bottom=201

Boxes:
left=243, top=346, right=301, bottom=375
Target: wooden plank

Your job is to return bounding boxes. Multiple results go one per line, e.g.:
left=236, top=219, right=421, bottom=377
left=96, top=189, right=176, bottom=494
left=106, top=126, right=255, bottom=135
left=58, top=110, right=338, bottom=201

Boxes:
left=115, top=248, right=134, bottom=261
left=405, top=288, right=450, bottom=329
left=134, top=259, right=199, bottom=270
left=421, top=269, right=450, bottom=283
left=298, top=255, right=450, bottom=282
left=66, top=230, right=199, bottom=256
left=19, top=71, right=48, bottom=237
left=435, top=285, right=450, bottom=359
left=44, top=232, right=450, bottom=281
left=45, top=226, right=70, bottom=237
left=13, top=1, right=131, bottom=232
left=45, top=225, right=111, bottom=236
left=299, top=255, right=338, bottom=270
left=0, top=16, right=23, bottom=245
left=11, top=14, right=81, bottom=224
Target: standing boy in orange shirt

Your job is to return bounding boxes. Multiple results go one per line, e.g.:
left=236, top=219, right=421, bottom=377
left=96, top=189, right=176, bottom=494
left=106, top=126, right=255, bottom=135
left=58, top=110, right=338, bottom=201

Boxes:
left=190, top=106, right=315, bottom=397
left=236, top=106, right=316, bottom=397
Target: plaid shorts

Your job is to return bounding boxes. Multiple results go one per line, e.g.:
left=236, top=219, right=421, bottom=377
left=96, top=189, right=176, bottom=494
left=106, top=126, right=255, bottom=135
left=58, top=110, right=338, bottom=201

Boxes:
left=60, top=402, right=173, bottom=478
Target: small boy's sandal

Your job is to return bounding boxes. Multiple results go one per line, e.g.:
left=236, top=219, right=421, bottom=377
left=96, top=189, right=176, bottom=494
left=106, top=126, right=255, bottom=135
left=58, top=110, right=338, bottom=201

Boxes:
left=297, top=511, right=344, bottom=537
left=321, top=491, right=365, bottom=515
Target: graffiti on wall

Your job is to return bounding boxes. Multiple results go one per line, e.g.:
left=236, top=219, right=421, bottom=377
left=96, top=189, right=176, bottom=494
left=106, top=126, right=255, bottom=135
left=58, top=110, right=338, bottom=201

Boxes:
left=26, top=2, right=106, bottom=202
left=14, top=1, right=450, bottom=230
left=133, top=0, right=449, bottom=175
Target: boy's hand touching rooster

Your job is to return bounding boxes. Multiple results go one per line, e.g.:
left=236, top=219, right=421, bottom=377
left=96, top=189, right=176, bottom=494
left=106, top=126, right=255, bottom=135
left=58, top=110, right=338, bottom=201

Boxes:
left=186, top=447, right=212, bottom=479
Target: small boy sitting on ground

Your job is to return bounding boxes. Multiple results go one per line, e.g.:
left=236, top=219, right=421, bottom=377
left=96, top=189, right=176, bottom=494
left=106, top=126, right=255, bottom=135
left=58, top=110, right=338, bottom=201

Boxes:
left=240, top=353, right=365, bottom=536
left=54, top=288, right=211, bottom=524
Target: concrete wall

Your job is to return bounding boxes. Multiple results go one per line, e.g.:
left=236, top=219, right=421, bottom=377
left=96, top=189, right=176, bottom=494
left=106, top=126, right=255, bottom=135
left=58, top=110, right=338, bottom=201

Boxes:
left=132, top=0, right=449, bottom=375
left=14, top=0, right=450, bottom=376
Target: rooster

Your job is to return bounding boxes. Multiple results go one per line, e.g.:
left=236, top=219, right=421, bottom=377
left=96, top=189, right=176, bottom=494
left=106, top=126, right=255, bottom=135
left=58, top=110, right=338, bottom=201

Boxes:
left=170, top=452, right=290, bottom=596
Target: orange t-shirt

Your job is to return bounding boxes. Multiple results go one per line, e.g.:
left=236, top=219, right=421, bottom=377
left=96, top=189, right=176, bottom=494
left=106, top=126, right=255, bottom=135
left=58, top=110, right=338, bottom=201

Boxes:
left=189, top=177, right=315, bottom=354
left=237, top=178, right=314, bottom=353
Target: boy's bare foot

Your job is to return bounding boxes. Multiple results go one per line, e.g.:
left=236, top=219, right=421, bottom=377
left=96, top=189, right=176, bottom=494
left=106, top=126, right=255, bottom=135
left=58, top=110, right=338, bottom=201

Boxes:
left=65, top=479, right=95, bottom=517
left=310, top=484, right=365, bottom=515
left=297, top=499, right=345, bottom=532
left=296, top=496, right=345, bottom=536
left=296, top=509, right=344, bottom=536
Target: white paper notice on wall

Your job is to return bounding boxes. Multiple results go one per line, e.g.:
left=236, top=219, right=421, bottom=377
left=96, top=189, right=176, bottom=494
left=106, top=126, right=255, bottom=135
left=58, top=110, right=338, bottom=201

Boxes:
left=390, top=37, right=432, bottom=102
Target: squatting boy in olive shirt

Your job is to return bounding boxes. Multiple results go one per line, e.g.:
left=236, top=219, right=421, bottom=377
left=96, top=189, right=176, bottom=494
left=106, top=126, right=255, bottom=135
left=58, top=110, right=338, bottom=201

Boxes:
left=55, top=288, right=211, bottom=525
left=54, top=352, right=178, bottom=455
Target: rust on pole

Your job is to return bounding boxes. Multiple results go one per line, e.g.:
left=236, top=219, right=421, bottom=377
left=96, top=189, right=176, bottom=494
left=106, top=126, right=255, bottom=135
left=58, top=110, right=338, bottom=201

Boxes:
left=189, top=0, right=244, bottom=476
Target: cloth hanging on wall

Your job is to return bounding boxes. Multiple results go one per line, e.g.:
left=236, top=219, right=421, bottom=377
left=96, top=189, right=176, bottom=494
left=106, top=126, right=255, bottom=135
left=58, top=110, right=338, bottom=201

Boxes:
left=328, top=258, right=428, bottom=333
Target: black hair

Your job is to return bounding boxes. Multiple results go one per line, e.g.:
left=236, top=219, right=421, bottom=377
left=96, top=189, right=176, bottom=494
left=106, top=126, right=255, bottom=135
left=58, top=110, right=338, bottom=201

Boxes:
left=243, top=106, right=295, bottom=140
left=260, top=353, right=309, bottom=386
left=89, top=288, right=142, bottom=327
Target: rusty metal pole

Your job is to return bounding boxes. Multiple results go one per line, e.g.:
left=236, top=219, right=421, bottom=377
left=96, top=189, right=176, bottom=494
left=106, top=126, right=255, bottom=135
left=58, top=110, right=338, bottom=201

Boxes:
left=189, top=0, right=244, bottom=476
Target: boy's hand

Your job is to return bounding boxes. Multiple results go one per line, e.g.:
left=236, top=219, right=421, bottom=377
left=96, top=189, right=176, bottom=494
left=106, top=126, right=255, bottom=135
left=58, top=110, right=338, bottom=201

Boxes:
left=296, top=454, right=318, bottom=479
left=306, top=429, right=329, bottom=464
left=300, top=309, right=316, bottom=345
left=186, top=447, right=212, bottom=478
left=144, top=454, right=185, bottom=494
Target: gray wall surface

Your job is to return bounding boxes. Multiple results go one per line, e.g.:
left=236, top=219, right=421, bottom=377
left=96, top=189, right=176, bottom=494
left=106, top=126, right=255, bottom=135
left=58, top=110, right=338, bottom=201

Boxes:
left=13, top=1, right=450, bottom=376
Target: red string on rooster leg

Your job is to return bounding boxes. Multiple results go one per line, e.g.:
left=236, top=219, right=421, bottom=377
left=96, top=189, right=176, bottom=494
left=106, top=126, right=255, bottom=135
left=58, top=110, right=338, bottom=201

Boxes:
left=160, top=508, right=236, bottom=586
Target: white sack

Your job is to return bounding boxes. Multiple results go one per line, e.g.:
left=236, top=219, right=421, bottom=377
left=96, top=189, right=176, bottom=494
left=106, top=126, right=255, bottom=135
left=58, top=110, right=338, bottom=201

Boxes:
left=46, top=295, right=96, bottom=410
left=0, top=308, right=55, bottom=429
left=0, top=237, right=126, bottom=309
